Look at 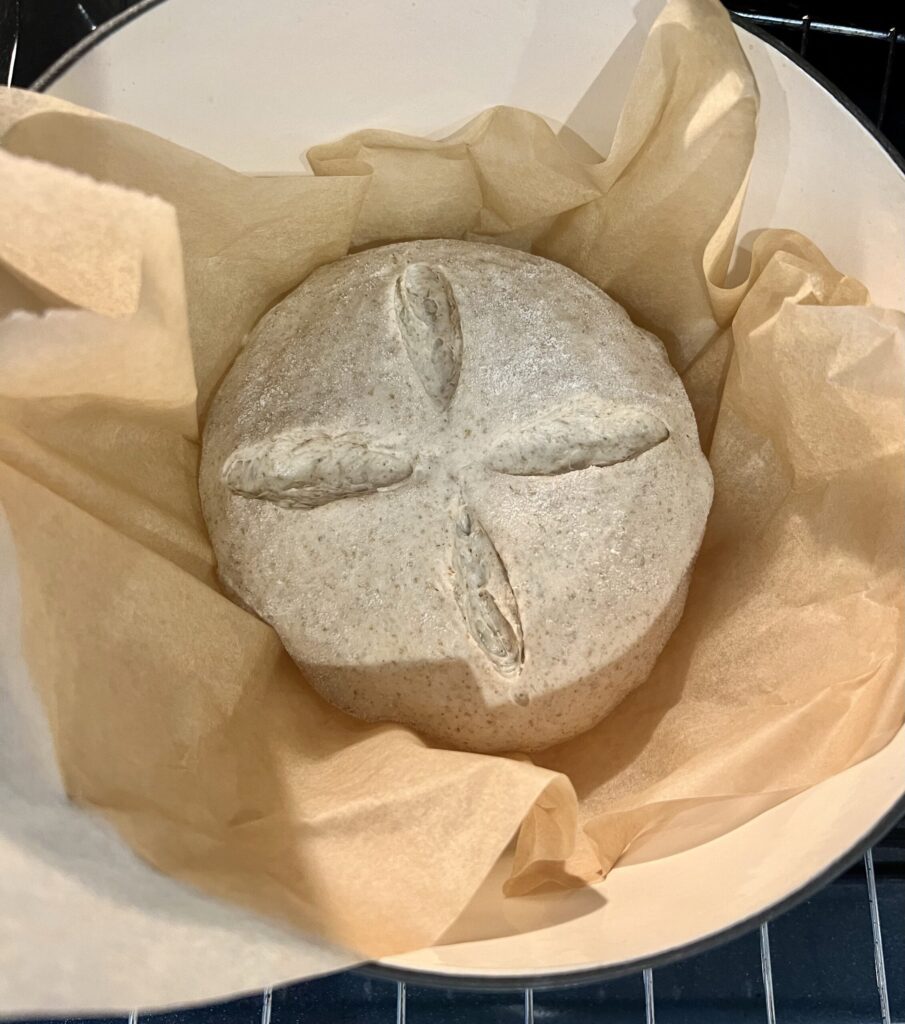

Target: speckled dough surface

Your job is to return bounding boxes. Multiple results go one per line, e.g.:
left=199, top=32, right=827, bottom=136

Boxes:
left=200, top=241, right=713, bottom=753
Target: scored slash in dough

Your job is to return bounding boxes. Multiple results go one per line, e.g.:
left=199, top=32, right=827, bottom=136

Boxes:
left=200, top=240, right=713, bottom=754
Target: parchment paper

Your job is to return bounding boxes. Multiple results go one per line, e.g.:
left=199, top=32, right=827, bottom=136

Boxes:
left=1, top=0, right=903, bottom=1013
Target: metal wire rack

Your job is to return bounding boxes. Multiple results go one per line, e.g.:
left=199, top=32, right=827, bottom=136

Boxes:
left=0, top=3, right=903, bottom=1022
left=733, top=7, right=903, bottom=150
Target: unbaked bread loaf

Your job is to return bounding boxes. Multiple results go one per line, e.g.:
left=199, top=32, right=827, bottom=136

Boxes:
left=200, top=240, right=713, bottom=753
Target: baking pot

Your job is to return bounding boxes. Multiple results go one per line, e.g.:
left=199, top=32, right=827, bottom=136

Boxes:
left=36, top=0, right=905, bottom=989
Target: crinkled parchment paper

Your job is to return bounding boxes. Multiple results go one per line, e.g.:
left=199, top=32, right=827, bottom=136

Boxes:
left=0, top=0, right=902, bottom=1013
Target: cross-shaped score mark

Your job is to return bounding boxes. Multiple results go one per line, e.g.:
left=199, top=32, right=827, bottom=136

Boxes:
left=222, top=262, right=669, bottom=684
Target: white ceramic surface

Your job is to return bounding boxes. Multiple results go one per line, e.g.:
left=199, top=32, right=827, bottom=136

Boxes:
left=43, top=0, right=905, bottom=982
left=44, top=0, right=905, bottom=310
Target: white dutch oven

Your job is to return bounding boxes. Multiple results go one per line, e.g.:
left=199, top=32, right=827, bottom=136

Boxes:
left=37, top=0, right=905, bottom=988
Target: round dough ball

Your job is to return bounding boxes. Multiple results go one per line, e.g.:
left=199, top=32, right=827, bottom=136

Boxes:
left=200, top=240, right=712, bottom=753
